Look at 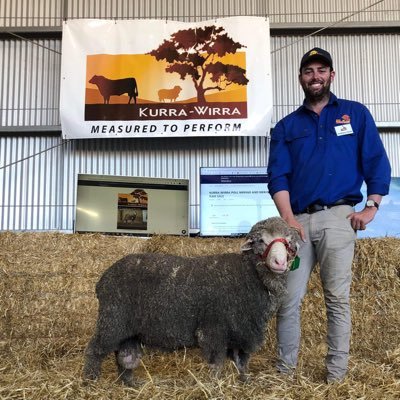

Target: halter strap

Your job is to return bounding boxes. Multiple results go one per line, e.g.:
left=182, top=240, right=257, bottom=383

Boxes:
left=260, top=237, right=296, bottom=260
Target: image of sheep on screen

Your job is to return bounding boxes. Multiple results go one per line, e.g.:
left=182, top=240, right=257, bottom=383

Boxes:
left=83, top=217, right=300, bottom=386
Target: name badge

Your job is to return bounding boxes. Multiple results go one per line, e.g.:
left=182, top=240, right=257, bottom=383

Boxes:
left=335, top=123, right=354, bottom=136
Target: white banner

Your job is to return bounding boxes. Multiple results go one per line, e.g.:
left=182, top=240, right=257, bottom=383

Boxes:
left=60, top=17, right=272, bottom=139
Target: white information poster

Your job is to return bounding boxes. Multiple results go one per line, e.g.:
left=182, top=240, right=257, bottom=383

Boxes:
left=199, top=167, right=279, bottom=236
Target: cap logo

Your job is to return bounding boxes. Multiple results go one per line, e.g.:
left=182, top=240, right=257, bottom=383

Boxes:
left=309, top=50, right=319, bottom=56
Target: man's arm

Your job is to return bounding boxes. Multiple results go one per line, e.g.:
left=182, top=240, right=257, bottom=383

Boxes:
left=273, top=190, right=306, bottom=241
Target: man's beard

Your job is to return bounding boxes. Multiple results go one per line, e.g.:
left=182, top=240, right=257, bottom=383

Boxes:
left=301, top=80, right=331, bottom=102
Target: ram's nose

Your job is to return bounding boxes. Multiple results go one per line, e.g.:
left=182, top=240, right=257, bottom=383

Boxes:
left=275, top=256, right=287, bottom=267
left=270, top=257, right=288, bottom=273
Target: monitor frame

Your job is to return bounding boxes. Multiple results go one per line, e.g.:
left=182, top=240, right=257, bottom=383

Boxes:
left=75, top=173, right=189, bottom=236
left=199, top=166, right=278, bottom=237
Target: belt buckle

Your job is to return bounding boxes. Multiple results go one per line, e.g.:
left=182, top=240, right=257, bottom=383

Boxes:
left=306, top=205, right=315, bottom=213
left=307, top=203, right=327, bottom=214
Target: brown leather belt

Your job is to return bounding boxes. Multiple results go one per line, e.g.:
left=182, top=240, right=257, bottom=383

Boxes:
left=301, top=199, right=356, bottom=214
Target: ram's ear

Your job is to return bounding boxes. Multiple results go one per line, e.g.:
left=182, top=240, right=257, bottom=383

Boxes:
left=288, top=227, right=301, bottom=252
left=240, top=238, right=253, bottom=253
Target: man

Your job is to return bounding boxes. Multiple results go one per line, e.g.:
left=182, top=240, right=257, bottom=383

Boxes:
left=267, top=47, right=391, bottom=383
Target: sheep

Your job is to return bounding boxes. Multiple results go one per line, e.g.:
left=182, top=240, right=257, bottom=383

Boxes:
left=122, top=212, right=137, bottom=224
left=158, top=85, right=182, bottom=102
left=83, top=217, right=300, bottom=386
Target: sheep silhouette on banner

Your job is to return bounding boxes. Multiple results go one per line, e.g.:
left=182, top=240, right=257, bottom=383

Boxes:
left=158, top=85, right=182, bottom=102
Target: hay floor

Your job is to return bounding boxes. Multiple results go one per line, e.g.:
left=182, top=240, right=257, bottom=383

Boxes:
left=0, top=232, right=399, bottom=399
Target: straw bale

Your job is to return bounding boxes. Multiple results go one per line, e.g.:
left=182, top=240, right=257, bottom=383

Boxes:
left=0, top=232, right=399, bottom=399
left=143, top=234, right=241, bottom=256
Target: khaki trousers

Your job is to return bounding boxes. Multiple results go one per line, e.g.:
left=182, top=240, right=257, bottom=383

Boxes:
left=276, top=205, right=356, bottom=379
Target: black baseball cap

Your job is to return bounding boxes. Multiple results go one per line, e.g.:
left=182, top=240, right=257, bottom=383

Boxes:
left=299, top=47, right=333, bottom=71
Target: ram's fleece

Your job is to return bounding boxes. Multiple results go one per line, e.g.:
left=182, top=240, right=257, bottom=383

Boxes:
left=83, top=217, right=300, bottom=385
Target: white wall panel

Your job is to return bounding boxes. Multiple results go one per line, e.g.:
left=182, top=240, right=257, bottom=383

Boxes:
left=0, top=136, right=267, bottom=231
left=0, top=39, right=61, bottom=127
left=0, top=136, right=64, bottom=230
left=0, top=0, right=63, bottom=27
left=1, top=0, right=399, bottom=27
left=381, top=132, right=400, bottom=178
left=266, top=0, right=400, bottom=24
left=271, top=34, right=400, bottom=124
left=1, top=130, right=398, bottom=232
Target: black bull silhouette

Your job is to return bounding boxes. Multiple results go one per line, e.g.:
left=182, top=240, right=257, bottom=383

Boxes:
left=89, top=75, right=138, bottom=104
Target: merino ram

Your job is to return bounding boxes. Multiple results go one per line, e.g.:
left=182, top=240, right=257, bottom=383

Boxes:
left=83, top=217, right=300, bottom=386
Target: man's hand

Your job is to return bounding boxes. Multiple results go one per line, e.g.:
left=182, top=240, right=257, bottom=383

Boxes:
left=347, top=207, right=377, bottom=231
left=284, top=216, right=306, bottom=242
left=272, top=191, right=307, bottom=241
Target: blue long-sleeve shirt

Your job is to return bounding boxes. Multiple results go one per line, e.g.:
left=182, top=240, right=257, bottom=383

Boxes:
left=267, top=93, right=391, bottom=214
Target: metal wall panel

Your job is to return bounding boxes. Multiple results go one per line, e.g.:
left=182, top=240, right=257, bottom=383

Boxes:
left=271, top=34, right=400, bottom=124
left=381, top=132, right=400, bottom=178
left=0, top=136, right=64, bottom=230
left=0, top=0, right=63, bottom=27
left=1, top=0, right=399, bottom=26
left=0, top=39, right=61, bottom=127
left=265, top=0, right=400, bottom=24
left=61, top=0, right=400, bottom=24
left=0, top=136, right=267, bottom=231
left=1, top=130, right=398, bottom=232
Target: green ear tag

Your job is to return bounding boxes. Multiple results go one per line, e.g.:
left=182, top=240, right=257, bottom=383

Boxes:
left=290, top=256, right=300, bottom=271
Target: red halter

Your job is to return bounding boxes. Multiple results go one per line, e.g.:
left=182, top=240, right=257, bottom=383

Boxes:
left=260, top=237, right=297, bottom=260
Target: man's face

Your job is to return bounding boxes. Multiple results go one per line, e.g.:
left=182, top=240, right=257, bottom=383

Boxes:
left=299, top=61, right=335, bottom=101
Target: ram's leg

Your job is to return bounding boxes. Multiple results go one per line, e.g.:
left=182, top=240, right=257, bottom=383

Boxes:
left=115, top=338, right=142, bottom=386
left=84, top=303, right=131, bottom=383
left=196, top=328, right=226, bottom=378
left=207, top=349, right=226, bottom=378
left=83, top=335, right=111, bottom=382
left=229, top=349, right=251, bottom=381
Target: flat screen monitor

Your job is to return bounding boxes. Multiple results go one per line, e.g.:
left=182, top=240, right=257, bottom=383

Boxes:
left=199, top=166, right=279, bottom=236
left=75, top=174, right=189, bottom=236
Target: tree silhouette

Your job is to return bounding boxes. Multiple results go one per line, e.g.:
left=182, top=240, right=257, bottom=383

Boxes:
left=149, top=25, right=249, bottom=103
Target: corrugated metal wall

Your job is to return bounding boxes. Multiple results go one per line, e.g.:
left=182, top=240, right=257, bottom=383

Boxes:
left=0, top=39, right=61, bottom=127
left=272, top=34, right=400, bottom=124
left=1, top=0, right=400, bottom=26
left=1, top=0, right=399, bottom=232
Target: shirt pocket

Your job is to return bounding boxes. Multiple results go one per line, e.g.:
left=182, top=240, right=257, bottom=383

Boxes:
left=285, top=129, right=311, bottom=143
left=331, top=127, right=358, bottom=156
left=285, top=129, right=312, bottom=156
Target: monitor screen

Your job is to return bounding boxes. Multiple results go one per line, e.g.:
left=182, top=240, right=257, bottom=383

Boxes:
left=199, top=166, right=279, bottom=236
left=75, top=174, right=189, bottom=236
